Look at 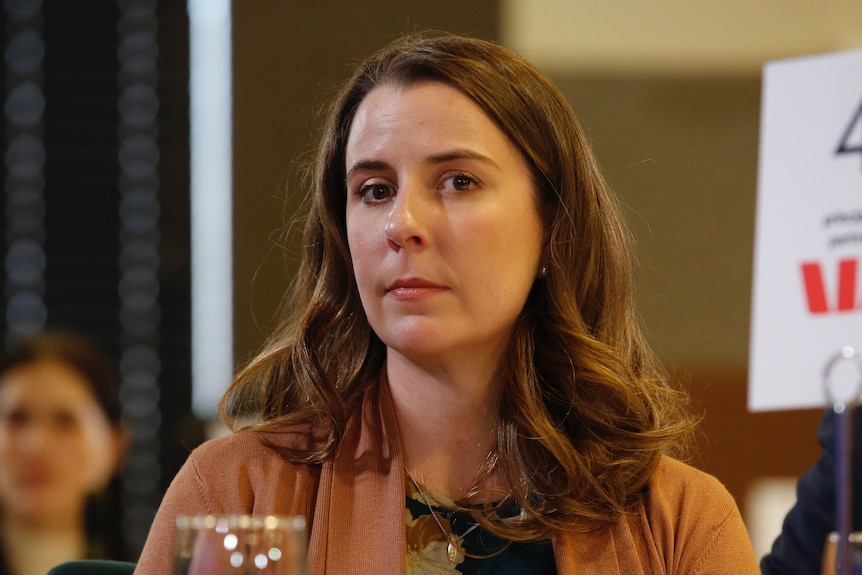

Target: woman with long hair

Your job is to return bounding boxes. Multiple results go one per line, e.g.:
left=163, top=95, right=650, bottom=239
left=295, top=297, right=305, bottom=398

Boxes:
left=136, top=32, right=758, bottom=574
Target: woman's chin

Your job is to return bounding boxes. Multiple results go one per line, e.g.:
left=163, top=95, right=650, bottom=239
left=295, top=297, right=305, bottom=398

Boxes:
left=7, top=491, right=81, bottom=523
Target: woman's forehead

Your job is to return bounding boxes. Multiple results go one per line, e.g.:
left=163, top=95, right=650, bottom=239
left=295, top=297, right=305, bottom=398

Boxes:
left=0, top=361, right=98, bottom=410
left=346, top=83, right=519, bottom=169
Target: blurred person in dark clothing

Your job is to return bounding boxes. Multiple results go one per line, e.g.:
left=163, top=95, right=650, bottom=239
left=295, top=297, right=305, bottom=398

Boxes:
left=761, top=408, right=862, bottom=574
left=0, top=331, right=128, bottom=575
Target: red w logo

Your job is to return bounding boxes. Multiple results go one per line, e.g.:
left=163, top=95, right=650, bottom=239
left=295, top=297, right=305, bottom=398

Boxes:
left=801, top=259, right=860, bottom=314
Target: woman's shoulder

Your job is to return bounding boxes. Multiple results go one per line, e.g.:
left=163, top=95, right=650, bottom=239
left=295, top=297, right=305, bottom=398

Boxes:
left=168, top=423, right=326, bottom=516
left=645, top=456, right=737, bottom=517
left=184, top=423, right=327, bottom=480
left=637, top=456, right=758, bottom=572
left=187, top=429, right=270, bottom=462
left=650, top=456, right=729, bottom=494
left=554, top=458, right=757, bottom=573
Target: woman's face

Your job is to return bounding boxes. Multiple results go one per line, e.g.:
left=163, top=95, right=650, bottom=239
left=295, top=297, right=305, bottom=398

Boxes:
left=0, top=360, right=119, bottom=524
left=345, top=81, right=544, bottom=367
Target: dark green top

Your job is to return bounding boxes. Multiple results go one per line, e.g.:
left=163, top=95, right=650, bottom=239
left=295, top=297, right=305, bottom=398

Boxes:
left=405, top=480, right=556, bottom=574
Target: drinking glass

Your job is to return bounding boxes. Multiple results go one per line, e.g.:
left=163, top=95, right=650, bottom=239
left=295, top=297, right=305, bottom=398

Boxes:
left=173, top=514, right=307, bottom=575
left=821, top=531, right=862, bottom=575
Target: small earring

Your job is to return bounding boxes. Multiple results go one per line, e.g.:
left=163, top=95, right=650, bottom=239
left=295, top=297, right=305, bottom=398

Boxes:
left=538, top=265, right=548, bottom=278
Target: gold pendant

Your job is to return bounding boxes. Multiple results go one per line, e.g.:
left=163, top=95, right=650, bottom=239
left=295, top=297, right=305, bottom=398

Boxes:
left=447, top=541, right=458, bottom=565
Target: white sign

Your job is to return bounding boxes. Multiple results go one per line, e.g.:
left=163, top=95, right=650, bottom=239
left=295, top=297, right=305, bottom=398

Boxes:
left=749, top=48, right=862, bottom=412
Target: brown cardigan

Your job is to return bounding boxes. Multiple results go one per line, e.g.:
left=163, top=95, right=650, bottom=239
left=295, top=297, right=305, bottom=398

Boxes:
left=135, top=384, right=759, bottom=574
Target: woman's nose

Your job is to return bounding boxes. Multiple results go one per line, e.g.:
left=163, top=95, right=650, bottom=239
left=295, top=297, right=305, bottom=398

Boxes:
left=18, top=423, right=49, bottom=453
left=384, top=188, right=426, bottom=251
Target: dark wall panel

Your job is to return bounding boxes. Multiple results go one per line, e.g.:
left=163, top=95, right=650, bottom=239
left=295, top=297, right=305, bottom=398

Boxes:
left=43, top=0, right=121, bottom=357
left=2, top=0, right=192, bottom=558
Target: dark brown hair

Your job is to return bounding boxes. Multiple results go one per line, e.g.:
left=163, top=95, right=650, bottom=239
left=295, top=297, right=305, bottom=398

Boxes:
left=221, top=32, right=695, bottom=538
left=0, top=330, right=122, bottom=425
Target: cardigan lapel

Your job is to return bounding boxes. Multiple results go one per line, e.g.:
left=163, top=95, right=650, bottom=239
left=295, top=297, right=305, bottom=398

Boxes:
left=313, top=381, right=407, bottom=574
left=554, top=510, right=664, bottom=575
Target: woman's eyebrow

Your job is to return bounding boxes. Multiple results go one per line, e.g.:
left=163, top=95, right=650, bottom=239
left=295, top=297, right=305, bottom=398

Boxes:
left=345, top=159, right=391, bottom=184
left=345, top=149, right=498, bottom=184
left=427, top=148, right=499, bottom=168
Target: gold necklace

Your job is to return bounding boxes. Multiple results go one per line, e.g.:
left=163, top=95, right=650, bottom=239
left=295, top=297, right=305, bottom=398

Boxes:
left=404, top=467, right=510, bottom=565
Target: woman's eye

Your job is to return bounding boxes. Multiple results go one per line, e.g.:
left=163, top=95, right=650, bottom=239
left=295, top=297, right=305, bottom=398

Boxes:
left=358, top=183, right=394, bottom=202
left=446, top=174, right=478, bottom=192
left=52, top=411, right=79, bottom=432
left=4, top=409, right=29, bottom=427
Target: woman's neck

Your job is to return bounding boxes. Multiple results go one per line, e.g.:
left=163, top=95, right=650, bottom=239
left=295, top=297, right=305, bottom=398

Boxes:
left=1, top=515, right=87, bottom=575
left=385, top=351, right=507, bottom=502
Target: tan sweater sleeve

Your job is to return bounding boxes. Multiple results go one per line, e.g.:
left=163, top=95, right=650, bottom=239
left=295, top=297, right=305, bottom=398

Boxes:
left=681, top=492, right=759, bottom=575
left=132, top=430, right=318, bottom=575
left=133, top=448, right=216, bottom=575
left=651, top=458, right=760, bottom=575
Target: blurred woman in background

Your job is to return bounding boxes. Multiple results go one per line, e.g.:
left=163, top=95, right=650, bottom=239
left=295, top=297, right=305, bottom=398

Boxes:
left=0, top=331, right=127, bottom=575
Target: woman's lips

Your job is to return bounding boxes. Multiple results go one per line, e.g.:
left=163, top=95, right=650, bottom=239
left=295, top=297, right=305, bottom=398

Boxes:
left=17, top=467, right=57, bottom=488
left=386, top=278, right=447, bottom=300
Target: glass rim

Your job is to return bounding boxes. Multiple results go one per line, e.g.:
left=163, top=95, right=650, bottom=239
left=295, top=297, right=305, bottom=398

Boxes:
left=826, top=530, right=862, bottom=543
left=175, top=514, right=306, bottom=532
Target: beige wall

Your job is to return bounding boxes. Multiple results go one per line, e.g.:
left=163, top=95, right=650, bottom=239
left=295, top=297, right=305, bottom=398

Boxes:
left=556, top=74, right=759, bottom=368
left=502, top=0, right=862, bottom=75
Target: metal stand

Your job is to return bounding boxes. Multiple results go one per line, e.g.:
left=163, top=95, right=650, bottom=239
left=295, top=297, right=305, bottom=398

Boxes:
left=824, top=347, right=862, bottom=575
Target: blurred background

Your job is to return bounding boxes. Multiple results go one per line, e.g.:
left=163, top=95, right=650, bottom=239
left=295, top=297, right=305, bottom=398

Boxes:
left=1, top=0, right=860, bottom=561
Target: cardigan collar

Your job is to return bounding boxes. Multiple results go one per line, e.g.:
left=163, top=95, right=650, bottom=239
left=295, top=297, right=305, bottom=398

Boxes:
left=305, top=374, right=630, bottom=575
left=308, top=376, right=407, bottom=574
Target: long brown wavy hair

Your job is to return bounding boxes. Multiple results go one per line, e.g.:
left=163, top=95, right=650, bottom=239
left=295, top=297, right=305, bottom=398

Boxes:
left=220, top=32, right=697, bottom=538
